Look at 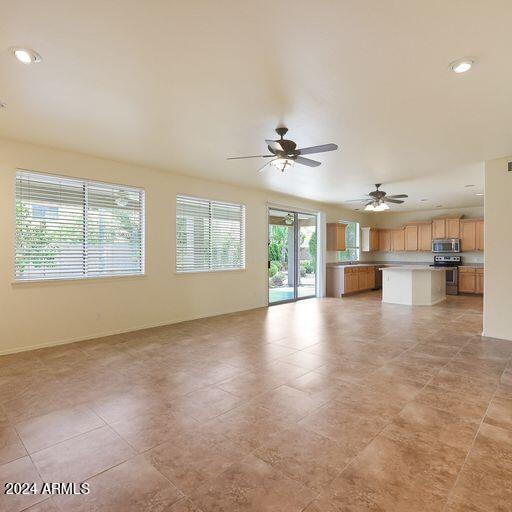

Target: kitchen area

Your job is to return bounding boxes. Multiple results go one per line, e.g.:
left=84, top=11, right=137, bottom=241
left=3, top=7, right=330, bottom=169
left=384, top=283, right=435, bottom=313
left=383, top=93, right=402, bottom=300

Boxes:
left=326, top=214, right=484, bottom=302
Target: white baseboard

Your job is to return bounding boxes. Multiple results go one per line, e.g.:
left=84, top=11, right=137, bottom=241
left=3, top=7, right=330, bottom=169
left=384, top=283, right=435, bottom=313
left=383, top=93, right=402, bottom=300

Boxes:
left=0, top=302, right=266, bottom=356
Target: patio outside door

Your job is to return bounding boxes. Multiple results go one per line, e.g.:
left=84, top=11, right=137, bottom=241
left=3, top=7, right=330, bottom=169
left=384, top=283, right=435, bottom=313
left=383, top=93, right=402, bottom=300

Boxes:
left=268, top=208, right=318, bottom=304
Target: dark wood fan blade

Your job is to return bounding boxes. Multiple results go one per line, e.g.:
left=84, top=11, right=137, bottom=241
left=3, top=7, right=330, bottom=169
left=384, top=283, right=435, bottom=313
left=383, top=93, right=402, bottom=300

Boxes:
left=265, top=139, right=284, bottom=152
left=387, top=194, right=408, bottom=198
left=227, top=155, right=273, bottom=160
left=298, top=143, right=338, bottom=155
left=295, top=156, right=321, bottom=167
left=384, top=198, right=404, bottom=204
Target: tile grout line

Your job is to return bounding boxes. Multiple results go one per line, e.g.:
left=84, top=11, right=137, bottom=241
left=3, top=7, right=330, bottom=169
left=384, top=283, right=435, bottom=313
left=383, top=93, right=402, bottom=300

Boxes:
left=440, top=367, right=504, bottom=512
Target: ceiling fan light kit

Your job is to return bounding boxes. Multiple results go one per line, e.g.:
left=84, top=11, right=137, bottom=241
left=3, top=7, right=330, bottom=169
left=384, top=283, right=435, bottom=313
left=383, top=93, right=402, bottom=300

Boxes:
left=271, top=157, right=295, bottom=172
left=352, top=183, right=408, bottom=211
left=227, top=127, right=338, bottom=173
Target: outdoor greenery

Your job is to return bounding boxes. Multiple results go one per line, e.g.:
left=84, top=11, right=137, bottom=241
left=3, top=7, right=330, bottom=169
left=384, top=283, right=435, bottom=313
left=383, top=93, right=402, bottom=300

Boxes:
left=268, top=225, right=289, bottom=266
left=15, top=202, right=59, bottom=274
left=268, top=222, right=316, bottom=289
left=338, top=221, right=360, bottom=261
left=16, top=199, right=141, bottom=277
left=309, top=230, right=317, bottom=268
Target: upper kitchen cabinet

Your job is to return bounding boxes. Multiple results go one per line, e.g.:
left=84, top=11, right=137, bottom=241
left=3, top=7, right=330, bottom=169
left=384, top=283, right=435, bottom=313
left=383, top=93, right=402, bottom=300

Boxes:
left=391, top=229, right=405, bottom=252
left=378, top=229, right=391, bottom=252
left=418, top=222, right=432, bottom=251
left=432, top=216, right=461, bottom=239
left=446, top=218, right=461, bottom=238
left=327, top=223, right=347, bottom=251
left=476, top=219, right=484, bottom=251
left=404, top=224, right=418, bottom=251
left=460, top=218, right=484, bottom=252
left=361, top=227, right=379, bottom=252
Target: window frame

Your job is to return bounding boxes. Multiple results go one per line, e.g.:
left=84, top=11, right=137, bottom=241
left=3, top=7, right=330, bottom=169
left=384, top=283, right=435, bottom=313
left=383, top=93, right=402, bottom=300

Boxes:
left=337, top=221, right=360, bottom=262
left=13, top=169, right=146, bottom=283
left=175, top=194, right=246, bottom=274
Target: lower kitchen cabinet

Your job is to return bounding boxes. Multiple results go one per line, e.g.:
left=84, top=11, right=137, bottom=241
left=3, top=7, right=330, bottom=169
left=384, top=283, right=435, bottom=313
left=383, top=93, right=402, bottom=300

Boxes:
left=458, top=267, right=484, bottom=294
left=326, top=266, right=378, bottom=297
left=344, top=269, right=359, bottom=294
left=347, top=266, right=375, bottom=295
left=476, top=268, right=484, bottom=294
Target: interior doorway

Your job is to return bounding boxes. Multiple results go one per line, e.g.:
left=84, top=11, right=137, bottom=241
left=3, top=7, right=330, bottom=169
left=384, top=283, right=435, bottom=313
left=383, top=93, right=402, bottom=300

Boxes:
left=268, top=208, right=318, bottom=305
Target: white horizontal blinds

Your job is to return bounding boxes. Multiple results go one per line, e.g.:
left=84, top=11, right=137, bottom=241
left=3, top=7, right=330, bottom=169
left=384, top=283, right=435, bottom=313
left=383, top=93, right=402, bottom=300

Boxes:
left=211, top=201, right=245, bottom=270
left=15, top=170, right=144, bottom=280
left=176, top=195, right=245, bottom=272
left=86, top=183, right=144, bottom=276
left=16, top=171, right=86, bottom=280
left=176, top=196, right=210, bottom=272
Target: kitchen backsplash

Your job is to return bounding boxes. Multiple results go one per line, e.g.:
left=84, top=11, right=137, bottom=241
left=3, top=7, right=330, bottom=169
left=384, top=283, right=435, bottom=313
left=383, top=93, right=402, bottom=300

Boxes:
left=327, top=250, right=484, bottom=264
left=368, top=251, right=484, bottom=264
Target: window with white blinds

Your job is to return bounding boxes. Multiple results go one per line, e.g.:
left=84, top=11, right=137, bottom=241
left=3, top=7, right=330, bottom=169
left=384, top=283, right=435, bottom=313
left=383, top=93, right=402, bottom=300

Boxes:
left=15, top=170, right=144, bottom=281
left=176, top=195, right=245, bottom=273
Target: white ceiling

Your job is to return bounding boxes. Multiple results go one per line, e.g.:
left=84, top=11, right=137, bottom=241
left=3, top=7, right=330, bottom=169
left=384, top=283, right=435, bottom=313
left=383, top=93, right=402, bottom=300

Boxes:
left=1, top=0, right=510, bottom=210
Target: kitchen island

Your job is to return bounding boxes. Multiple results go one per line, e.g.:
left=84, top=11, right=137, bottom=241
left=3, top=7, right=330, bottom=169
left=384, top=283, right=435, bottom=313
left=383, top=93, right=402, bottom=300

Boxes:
left=381, top=266, right=447, bottom=306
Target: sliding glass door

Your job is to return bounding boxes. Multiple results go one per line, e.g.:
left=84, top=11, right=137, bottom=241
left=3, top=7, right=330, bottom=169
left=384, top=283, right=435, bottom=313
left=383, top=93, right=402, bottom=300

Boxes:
left=298, top=213, right=317, bottom=298
left=268, top=208, right=317, bottom=304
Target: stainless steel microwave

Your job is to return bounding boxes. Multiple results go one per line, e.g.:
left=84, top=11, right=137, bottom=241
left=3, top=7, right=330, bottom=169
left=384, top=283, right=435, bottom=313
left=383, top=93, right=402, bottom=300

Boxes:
left=432, top=239, right=460, bottom=253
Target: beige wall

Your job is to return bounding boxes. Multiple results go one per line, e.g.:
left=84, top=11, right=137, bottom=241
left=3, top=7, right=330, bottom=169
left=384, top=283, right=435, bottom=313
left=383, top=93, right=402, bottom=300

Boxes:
left=484, top=156, right=512, bottom=341
left=0, top=138, right=367, bottom=354
left=363, top=206, right=484, bottom=263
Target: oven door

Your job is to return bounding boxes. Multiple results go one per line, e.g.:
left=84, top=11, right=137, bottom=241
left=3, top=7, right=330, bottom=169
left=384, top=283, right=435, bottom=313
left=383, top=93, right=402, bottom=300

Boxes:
left=445, top=267, right=457, bottom=286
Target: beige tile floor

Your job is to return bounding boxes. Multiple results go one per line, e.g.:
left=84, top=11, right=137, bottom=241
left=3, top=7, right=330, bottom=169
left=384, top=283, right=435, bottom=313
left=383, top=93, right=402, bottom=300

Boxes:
left=0, top=291, right=511, bottom=511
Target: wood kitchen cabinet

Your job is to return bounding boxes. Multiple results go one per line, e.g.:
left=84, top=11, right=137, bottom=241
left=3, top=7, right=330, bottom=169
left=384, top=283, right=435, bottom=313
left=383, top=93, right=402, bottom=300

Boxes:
left=476, top=220, right=484, bottom=251
left=476, top=268, right=484, bottom=294
left=446, top=218, right=460, bottom=238
left=327, top=223, right=346, bottom=251
left=361, top=227, right=379, bottom=252
left=391, top=229, right=405, bottom=252
left=432, top=218, right=445, bottom=239
left=350, top=266, right=375, bottom=294
left=432, top=217, right=460, bottom=239
left=458, top=266, right=484, bottom=294
left=460, top=219, right=484, bottom=252
left=357, top=267, right=375, bottom=290
left=418, top=222, right=432, bottom=251
left=378, top=230, right=391, bottom=252
left=326, top=266, right=377, bottom=297
left=460, top=220, right=476, bottom=252
left=344, top=268, right=358, bottom=294
left=404, top=225, right=418, bottom=251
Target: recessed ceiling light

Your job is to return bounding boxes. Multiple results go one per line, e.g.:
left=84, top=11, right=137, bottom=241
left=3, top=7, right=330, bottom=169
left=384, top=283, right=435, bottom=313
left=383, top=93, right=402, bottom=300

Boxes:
left=0, top=100, right=6, bottom=109
left=475, top=193, right=484, bottom=196
left=450, top=58, right=474, bottom=74
left=420, top=199, right=428, bottom=202
left=436, top=205, right=443, bottom=208
left=10, top=47, right=42, bottom=64
left=464, top=184, right=475, bottom=188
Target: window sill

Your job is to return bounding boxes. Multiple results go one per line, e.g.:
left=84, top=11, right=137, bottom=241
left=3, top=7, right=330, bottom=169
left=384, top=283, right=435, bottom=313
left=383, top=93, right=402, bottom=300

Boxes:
left=11, top=273, right=146, bottom=285
left=175, top=267, right=246, bottom=275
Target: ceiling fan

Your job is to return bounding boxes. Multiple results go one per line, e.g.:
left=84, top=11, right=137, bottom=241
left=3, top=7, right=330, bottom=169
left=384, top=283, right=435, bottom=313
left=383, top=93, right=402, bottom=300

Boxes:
left=227, top=127, right=338, bottom=172
left=347, top=184, right=408, bottom=211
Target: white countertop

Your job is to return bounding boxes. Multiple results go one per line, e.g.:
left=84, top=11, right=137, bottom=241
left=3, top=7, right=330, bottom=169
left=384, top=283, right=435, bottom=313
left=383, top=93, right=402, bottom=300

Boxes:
left=381, top=265, right=447, bottom=272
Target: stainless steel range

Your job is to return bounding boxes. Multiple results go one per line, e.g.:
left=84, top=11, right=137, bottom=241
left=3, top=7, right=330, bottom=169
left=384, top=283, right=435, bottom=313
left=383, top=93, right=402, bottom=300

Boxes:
left=430, top=255, right=461, bottom=295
